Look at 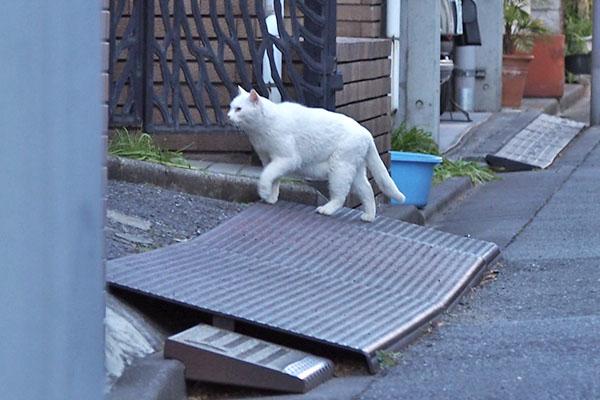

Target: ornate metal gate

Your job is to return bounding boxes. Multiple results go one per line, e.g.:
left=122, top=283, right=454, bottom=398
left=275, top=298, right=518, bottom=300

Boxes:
left=109, top=0, right=341, bottom=135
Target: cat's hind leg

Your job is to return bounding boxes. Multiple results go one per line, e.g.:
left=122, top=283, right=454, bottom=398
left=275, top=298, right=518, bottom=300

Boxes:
left=352, top=168, right=376, bottom=222
left=316, top=161, right=356, bottom=216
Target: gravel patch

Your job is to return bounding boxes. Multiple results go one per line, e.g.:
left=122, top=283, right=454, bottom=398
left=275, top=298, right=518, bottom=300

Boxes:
left=106, top=180, right=247, bottom=260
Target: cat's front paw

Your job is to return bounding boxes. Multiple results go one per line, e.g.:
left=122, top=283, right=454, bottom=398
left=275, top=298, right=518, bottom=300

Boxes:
left=258, top=188, right=278, bottom=204
left=316, top=203, right=339, bottom=216
left=360, top=213, right=375, bottom=222
left=264, top=193, right=279, bottom=204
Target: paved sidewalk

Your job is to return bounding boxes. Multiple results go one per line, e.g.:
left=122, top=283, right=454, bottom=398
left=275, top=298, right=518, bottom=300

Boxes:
left=106, top=85, right=596, bottom=399
left=354, top=126, right=600, bottom=399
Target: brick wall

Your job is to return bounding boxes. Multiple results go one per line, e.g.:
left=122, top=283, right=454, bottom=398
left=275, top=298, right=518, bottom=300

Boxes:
left=337, top=0, right=383, bottom=38
left=335, top=37, right=392, bottom=205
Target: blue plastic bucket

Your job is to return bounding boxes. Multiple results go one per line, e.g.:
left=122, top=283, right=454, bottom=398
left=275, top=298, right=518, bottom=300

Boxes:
left=389, top=151, right=443, bottom=208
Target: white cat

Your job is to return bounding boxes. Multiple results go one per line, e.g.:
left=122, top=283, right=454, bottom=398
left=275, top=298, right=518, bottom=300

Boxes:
left=227, top=87, right=406, bottom=222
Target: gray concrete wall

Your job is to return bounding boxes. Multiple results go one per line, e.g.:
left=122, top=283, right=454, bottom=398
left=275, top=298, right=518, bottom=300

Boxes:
left=531, top=0, right=563, bottom=34
left=474, top=0, right=503, bottom=112
left=0, top=2, right=105, bottom=399
left=396, top=0, right=441, bottom=142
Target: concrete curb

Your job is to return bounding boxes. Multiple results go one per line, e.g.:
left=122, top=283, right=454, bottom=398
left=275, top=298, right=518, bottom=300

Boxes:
left=108, top=155, right=475, bottom=225
left=108, top=155, right=326, bottom=206
left=520, top=84, right=587, bottom=116
left=107, top=352, right=187, bottom=400
left=423, top=177, right=474, bottom=222
left=559, top=83, right=588, bottom=112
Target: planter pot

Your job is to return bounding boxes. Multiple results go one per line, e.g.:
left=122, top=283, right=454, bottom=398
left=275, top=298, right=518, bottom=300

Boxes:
left=524, top=35, right=565, bottom=98
left=502, top=54, right=534, bottom=108
left=565, top=53, right=591, bottom=74
left=389, top=151, right=443, bottom=208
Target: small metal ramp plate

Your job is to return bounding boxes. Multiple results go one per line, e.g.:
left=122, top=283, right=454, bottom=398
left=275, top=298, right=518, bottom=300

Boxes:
left=107, top=201, right=500, bottom=373
left=486, top=114, right=585, bottom=171
left=164, top=324, right=333, bottom=393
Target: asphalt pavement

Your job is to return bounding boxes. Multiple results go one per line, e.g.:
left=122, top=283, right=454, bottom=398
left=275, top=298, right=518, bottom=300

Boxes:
left=107, top=88, right=600, bottom=399
left=352, top=124, right=600, bottom=399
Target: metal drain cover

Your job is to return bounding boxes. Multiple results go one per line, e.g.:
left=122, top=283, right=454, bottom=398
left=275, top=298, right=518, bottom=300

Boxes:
left=486, top=114, right=585, bottom=171
left=108, top=201, right=500, bottom=373
left=164, top=324, right=333, bottom=393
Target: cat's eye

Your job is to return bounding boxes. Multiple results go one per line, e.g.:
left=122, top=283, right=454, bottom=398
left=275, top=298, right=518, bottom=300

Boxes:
left=234, top=107, right=241, bottom=112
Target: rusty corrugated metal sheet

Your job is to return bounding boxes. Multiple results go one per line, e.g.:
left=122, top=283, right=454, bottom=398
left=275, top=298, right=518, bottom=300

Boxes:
left=107, top=201, right=500, bottom=371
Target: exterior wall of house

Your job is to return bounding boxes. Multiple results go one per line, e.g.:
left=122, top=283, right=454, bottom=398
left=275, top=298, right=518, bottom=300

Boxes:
left=337, top=0, right=383, bottom=38
left=336, top=37, right=392, bottom=204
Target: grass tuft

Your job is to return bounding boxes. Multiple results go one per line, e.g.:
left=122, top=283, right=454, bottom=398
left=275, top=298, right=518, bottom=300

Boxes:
left=390, top=123, right=497, bottom=185
left=108, top=127, right=192, bottom=169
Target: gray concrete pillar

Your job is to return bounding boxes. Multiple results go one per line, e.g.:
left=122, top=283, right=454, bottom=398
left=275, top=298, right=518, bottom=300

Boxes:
left=473, top=0, right=503, bottom=112
left=396, top=0, right=440, bottom=143
left=592, top=0, right=600, bottom=125
left=0, top=2, right=105, bottom=399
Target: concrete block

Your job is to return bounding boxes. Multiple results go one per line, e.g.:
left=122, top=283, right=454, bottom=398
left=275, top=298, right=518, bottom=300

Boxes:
left=107, top=353, right=187, bottom=400
left=336, top=77, right=390, bottom=106
left=361, top=114, right=392, bottom=136
left=339, top=58, right=391, bottom=83
left=337, top=37, right=391, bottom=62
left=337, top=96, right=390, bottom=122
left=337, top=4, right=381, bottom=21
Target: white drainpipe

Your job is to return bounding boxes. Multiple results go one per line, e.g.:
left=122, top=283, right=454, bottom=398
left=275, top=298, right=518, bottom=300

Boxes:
left=263, top=0, right=283, bottom=103
left=386, top=0, right=401, bottom=116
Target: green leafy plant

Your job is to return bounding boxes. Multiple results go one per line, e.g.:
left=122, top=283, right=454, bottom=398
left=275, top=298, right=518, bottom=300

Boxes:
left=564, top=0, right=593, bottom=55
left=391, top=123, right=441, bottom=157
left=390, top=124, right=497, bottom=185
left=503, top=0, right=549, bottom=54
left=376, top=350, right=402, bottom=369
left=432, top=158, right=498, bottom=185
left=108, top=127, right=192, bottom=169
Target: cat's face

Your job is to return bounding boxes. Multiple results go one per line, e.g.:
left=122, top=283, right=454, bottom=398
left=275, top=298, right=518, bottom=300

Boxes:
left=228, top=87, right=261, bottom=126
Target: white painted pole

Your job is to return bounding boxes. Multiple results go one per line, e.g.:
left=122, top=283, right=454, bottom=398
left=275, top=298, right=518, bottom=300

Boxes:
left=591, top=0, right=600, bottom=125
left=264, top=0, right=283, bottom=103
left=0, top=1, right=105, bottom=399
left=387, top=0, right=402, bottom=118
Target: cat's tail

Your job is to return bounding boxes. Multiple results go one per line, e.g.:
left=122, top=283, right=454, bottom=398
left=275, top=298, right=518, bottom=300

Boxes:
left=366, top=141, right=406, bottom=204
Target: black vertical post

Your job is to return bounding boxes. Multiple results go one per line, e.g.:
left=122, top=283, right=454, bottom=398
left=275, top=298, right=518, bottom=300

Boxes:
left=322, top=0, right=340, bottom=111
left=302, top=0, right=324, bottom=108
left=302, top=0, right=341, bottom=110
left=143, top=0, right=155, bottom=130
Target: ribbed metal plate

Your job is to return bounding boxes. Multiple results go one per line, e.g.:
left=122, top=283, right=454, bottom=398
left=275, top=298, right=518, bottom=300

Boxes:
left=164, top=324, right=333, bottom=393
left=486, top=114, right=585, bottom=171
left=107, top=201, right=500, bottom=372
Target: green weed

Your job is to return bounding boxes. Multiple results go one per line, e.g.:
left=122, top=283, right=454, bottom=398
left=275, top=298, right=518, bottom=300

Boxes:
left=376, top=350, right=402, bottom=369
left=390, top=123, right=497, bottom=185
left=109, top=127, right=192, bottom=169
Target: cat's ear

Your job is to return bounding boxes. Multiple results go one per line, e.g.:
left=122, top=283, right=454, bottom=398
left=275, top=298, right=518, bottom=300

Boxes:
left=237, top=85, right=247, bottom=95
left=249, top=89, right=260, bottom=105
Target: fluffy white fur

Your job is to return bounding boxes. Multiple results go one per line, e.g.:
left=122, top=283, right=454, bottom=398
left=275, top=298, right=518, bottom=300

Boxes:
left=228, top=87, right=406, bottom=222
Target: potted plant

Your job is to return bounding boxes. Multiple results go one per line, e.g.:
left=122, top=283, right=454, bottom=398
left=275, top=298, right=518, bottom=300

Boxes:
left=502, top=0, right=549, bottom=107
left=564, top=0, right=593, bottom=75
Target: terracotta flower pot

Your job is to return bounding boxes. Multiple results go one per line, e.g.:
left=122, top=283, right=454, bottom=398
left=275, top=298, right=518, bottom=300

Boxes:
left=524, top=35, right=565, bottom=97
left=502, top=54, right=534, bottom=108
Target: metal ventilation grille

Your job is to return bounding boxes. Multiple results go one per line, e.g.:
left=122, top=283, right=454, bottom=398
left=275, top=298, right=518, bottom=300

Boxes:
left=486, top=114, right=586, bottom=171
left=164, top=324, right=334, bottom=393
left=107, top=201, right=500, bottom=371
